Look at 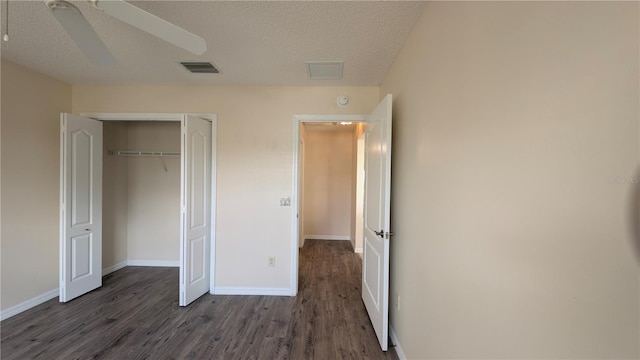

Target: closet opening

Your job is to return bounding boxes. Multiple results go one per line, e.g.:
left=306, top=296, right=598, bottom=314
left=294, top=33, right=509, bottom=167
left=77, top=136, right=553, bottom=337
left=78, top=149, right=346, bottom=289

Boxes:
left=103, top=121, right=181, bottom=275
left=59, top=113, right=216, bottom=307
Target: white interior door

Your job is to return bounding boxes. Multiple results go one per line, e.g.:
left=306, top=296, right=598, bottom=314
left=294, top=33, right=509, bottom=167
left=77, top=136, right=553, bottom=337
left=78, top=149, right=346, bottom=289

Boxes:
left=180, top=115, right=212, bottom=306
left=60, top=113, right=103, bottom=302
left=362, top=94, right=392, bottom=350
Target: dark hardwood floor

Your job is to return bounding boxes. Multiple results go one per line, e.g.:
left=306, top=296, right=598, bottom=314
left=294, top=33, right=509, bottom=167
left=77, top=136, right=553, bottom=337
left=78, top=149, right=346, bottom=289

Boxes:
left=1, top=240, right=397, bottom=359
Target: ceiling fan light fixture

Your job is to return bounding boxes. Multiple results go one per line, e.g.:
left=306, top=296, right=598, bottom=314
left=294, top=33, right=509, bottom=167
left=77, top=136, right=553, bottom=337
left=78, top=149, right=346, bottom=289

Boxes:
left=46, top=0, right=116, bottom=66
left=94, top=0, right=207, bottom=55
left=45, top=0, right=207, bottom=66
left=46, top=0, right=75, bottom=11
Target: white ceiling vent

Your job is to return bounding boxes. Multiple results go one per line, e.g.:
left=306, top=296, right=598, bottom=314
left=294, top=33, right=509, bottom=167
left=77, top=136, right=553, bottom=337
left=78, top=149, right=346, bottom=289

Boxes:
left=306, top=61, right=343, bottom=80
left=181, top=62, right=219, bottom=74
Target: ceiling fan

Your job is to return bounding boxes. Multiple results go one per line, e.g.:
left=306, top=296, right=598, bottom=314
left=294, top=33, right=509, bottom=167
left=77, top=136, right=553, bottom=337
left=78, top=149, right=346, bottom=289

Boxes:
left=45, top=0, right=207, bottom=65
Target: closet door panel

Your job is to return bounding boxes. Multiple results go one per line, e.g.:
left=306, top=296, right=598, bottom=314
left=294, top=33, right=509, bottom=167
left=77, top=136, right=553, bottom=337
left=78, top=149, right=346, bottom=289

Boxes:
left=189, top=131, right=206, bottom=230
left=60, top=113, right=103, bottom=302
left=180, top=115, right=211, bottom=306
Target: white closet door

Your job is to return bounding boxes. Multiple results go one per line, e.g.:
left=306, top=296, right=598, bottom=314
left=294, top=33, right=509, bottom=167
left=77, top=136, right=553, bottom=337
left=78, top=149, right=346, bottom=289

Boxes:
left=60, top=113, right=103, bottom=302
left=180, top=115, right=212, bottom=306
left=362, top=94, right=392, bottom=350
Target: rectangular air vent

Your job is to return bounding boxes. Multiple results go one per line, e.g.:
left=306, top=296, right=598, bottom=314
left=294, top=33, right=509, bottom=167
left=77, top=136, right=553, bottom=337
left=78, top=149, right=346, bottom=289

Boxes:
left=180, top=62, right=219, bottom=74
left=306, top=61, right=343, bottom=80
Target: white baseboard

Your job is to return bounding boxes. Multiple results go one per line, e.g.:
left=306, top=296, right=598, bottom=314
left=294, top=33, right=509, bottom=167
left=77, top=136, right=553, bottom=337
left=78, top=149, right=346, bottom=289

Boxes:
left=1, top=260, right=179, bottom=321
left=127, top=260, right=179, bottom=267
left=2, top=260, right=130, bottom=321
left=0, top=288, right=58, bottom=321
left=304, top=235, right=351, bottom=241
left=354, top=247, right=363, bottom=253
left=102, top=261, right=128, bottom=275
left=389, top=326, right=407, bottom=360
left=213, top=287, right=292, bottom=296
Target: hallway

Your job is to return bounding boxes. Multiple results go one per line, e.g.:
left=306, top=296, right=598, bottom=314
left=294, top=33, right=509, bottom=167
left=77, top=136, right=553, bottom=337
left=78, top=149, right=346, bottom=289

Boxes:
left=290, top=239, right=396, bottom=359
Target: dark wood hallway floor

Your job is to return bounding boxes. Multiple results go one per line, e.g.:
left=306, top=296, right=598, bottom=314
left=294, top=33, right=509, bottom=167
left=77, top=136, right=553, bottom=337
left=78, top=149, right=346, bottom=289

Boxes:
left=1, top=240, right=397, bottom=359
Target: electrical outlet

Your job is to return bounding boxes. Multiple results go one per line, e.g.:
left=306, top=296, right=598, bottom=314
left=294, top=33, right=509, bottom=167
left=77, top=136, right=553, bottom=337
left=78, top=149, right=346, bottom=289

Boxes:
left=395, top=294, right=400, bottom=311
left=268, top=256, right=276, bottom=267
left=280, top=197, right=291, bottom=206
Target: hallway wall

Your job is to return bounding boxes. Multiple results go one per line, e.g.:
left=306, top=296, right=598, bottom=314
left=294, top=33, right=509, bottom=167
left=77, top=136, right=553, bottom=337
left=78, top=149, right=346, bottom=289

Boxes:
left=303, top=126, right=355, bottom=240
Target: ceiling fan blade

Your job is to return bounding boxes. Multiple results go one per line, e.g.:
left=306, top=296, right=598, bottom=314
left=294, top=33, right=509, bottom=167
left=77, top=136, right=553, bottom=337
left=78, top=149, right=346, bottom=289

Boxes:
left=47, top=0, right=116, bottom=66
left=95, top=0, right=207, bottom=55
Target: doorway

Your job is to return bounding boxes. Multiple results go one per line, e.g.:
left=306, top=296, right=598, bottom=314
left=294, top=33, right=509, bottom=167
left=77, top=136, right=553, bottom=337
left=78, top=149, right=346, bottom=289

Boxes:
left=291, top=114, right=365, bottom=295
left=298, top=122, right=366, bottom=253
left=291, top=94, right=393, bottom=351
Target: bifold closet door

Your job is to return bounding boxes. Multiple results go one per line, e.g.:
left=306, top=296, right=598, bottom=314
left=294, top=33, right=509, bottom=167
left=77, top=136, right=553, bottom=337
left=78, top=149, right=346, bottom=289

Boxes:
left=59, top=113, right=103, bottom=302
left=179, top=115, right=212, bottom=306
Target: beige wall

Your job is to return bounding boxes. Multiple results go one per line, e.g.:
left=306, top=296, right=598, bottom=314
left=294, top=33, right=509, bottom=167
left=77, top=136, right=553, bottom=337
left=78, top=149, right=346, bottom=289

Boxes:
left=1, top=60, right=72, bottom=310
left=103, top=121, right=181, bottom=267
left=126, top=122, right=181, bottom=263
left=303, top=126, right=354, bottom=239
left=72, top=85, right=379, bottom=288
left=381, top=2, right=639, bottom=359
left=103, top=122, right=129, bottom=268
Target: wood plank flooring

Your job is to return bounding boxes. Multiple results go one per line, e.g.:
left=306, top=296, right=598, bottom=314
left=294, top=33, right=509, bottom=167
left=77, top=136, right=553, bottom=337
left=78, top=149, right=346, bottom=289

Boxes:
left=1, top=240, right=397, bottom=359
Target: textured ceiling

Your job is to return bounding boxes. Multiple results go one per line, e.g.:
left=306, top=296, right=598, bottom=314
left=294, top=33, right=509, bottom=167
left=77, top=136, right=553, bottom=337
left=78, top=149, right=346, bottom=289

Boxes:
left=0, top=1, right=425, bottom=86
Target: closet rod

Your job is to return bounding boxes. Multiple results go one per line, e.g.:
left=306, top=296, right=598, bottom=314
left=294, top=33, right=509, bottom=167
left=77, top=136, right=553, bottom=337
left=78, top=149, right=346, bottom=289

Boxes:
left=112, top=150, right=180, bottom=157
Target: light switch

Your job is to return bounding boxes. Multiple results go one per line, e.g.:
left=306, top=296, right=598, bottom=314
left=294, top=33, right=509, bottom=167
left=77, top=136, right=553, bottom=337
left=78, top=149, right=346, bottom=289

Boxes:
left=280, top=197, right=291, bottom=206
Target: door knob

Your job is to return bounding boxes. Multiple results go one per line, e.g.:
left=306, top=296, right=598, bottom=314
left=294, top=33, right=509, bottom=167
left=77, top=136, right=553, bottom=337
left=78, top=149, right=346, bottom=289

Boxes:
left=374, top=230, right=383, bottom=237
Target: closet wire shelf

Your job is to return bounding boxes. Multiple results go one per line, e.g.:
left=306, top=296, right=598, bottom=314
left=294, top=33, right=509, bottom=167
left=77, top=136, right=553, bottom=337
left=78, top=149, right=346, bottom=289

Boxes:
left=109, top=150, right=180, bottom=157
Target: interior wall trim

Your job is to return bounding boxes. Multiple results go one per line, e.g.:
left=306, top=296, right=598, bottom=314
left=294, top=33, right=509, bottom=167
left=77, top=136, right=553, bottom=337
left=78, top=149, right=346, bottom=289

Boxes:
left=304, top=235, right=351, bottom=241
left=1, top=261, right=178, bottom=321
left=390, top=326, right=407, bottom=360
left=127, top=260, right=180, bottom=267
left=102, top=261, right=128, bottom=275
left=0, top=289, right=59, bottom=322
left=213, top=287, right=292, bottom=296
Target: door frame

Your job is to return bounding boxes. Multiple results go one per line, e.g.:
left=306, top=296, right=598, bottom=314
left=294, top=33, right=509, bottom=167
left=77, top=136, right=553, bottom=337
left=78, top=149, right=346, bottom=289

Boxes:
left=290, top=114, right=366, bottom=295
left=80, top=112, right=218, bottom=292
